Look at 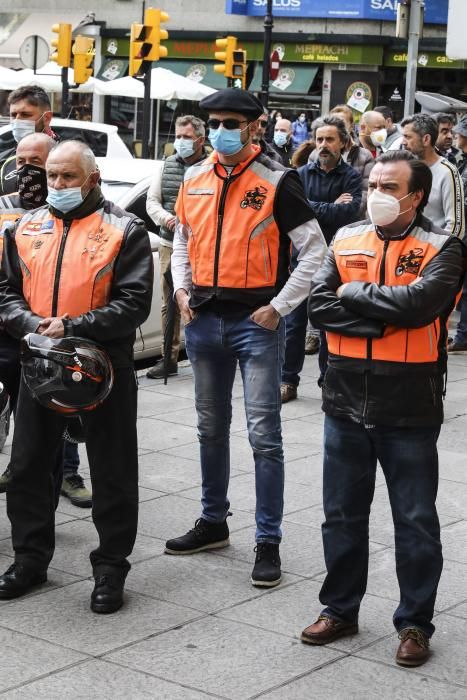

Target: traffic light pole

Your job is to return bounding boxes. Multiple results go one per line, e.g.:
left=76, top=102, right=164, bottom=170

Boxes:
left=260, top=0, right=273, bottom=108
left=141, top=65, right=152, bottom=158
left=404, top=0, right=423, bottom=117
left=60, top=66, right=69, bottom=118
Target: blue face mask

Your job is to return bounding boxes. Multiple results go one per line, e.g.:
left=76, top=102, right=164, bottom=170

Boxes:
left=11, top=118, right=36, bottom=144
left=209, top=124, right=249, bottom=156
left=46, top=186, right=84, bottom=213
left=173, top=137, right=196, bottom=160
left=274, top=131, right=288, bottom=148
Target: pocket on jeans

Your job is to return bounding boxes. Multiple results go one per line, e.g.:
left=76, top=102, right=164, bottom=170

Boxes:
left=184, top=313, right=200, bottom=328
left=248, top=315, right=279, bottom=332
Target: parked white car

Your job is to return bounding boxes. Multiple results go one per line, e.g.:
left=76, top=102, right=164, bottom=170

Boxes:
left=97, top=157, right=169, bottom=362
left=0, top=119, right=132, bottom=160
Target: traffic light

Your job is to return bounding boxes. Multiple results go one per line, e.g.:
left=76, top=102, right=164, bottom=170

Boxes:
left=51, top=23, right=72, bottom=68
left=129, top=8, right=170, bottom=77
left=145, top=8, right=169, bottom=62
left=214, top=36, right=237, bottom=79
left=73, top=36, right=95, bottom=85
left=231, top=49, right=247, bottom=89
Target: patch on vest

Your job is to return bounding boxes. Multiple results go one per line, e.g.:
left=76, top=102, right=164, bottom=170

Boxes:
left=395, top=248, right=424, bottom=276
left=22, top=221, right=53, bottom=235
left=240, top=185, right=267, bottom=211
left=346, top=259, right=367, bottom=270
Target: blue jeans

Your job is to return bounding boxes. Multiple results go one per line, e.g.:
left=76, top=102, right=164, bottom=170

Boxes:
left=282, top=297, right=307, bottom=387
left=63, top=440, right=80, bottom=479
left=185, top=311, right=285, bottom=542
left=320, top=414, right=442, bottom=637
left=454, top=279, right=467, bottom=344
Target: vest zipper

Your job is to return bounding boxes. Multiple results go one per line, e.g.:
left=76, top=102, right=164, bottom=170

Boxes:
left=213, top=174, right=231, bottom=291
left=51, top=220, right=71, bottom=316
left=366, top=238, right=390, bottom=360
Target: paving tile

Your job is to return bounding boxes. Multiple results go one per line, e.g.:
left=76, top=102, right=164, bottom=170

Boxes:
left=137, top=417, right=198, bottom=453
left=357, top=613, right=467, bottom=689
left=283, top=452, right=324, bottom=487
left=2, top=659, right=215, bottom=699
left=137, top=388, right=193, bottom=418
left=138, top=451, right=212, bottom=493
left=137, top=493, right=254, bottom=541
left=130, top=551, right=300, bottom=613
left=105, top=616, right=343, bottom=699
left=0, top=627, right=86, bottom=693
left=0, top=580, right=200, bottom=655
left=438, top=448, right=467, bottom=485
left=160, top=434, right=261, bottom=470
left=260, top=656, right=466, bottom=700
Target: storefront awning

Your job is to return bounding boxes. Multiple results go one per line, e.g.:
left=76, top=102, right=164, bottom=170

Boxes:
left=249, top=64, right=318, bottom=95
left=159, top=60, right=226, bottom=90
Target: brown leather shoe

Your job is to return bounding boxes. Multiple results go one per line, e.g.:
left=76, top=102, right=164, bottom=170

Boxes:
left=396, top=628, right=430, bottom=667
left=280, top=383, right=297, bottom=403
left=301, top=614, right=359, bottom=645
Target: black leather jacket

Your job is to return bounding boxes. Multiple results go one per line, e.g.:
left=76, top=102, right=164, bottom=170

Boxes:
left=0, top=186, right=154, bottom=368
left=308, top=215, right=465, bottom=426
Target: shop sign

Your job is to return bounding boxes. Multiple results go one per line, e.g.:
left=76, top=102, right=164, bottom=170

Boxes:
left=385, top=51, right=465, bottom=70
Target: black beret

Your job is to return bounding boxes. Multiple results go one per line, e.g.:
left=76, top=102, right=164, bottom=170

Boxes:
left=200, top=88, right=264, bottom=119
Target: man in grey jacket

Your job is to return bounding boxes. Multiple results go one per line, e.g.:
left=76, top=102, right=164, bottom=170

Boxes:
left=146, top=115, right=206, bottom=378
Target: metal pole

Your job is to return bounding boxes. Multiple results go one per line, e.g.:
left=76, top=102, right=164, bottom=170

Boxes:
left=154, top=99, right=161, bottom=160
left=404, top=0, right=424, bottom=117
left=33, top=35, right=38, bottom=73
left=60, top=66, right=69, bottom=118
left=141, top=66, right=152, bottom=158
left=260, top=0, right=273, bottom=107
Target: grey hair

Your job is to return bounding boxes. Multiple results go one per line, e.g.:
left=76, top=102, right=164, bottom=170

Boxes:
left=314, top=114, right=348, bottom=144
left=175, top=115, right=205, bottom=138
left=48, top=140, right=97, bottom=175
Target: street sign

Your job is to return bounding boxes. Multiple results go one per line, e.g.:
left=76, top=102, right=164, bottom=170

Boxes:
left=19, top=35, right=50, bottom=71
left=270, top=49, right=280, bottom=80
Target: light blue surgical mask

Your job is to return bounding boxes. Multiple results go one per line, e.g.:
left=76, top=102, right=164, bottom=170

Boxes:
left=274, top=131, right=288, bottom=148
left=173, top=137, right=196, bottom=160
left=209, top=124, right=249, bottom=156
left=11, top=118, right=36, bottom=144
left=47, top=186, right=84, bottom=213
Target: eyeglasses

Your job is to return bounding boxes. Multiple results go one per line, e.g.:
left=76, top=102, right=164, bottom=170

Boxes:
left=258, top=120, right=268, bottom=127
left=207, top=118, right=248, bottom=130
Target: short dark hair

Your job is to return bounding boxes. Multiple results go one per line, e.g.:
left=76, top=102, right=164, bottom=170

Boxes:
left=7, top=85, right=51, bottom=110
left=401, top=113, right=438, bottom=148
left=434, top=112, right=455, bottom=128
left=374, top=105, right=393, bottom=121
left=375, top=150, right=432, bottom=211
left=314, top=115, right=348, bottom=144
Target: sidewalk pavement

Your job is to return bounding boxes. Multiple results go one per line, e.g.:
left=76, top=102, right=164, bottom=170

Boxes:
left=0, top=351, right=467, bottom=699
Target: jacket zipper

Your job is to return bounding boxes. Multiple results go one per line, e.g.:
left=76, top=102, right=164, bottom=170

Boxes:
left=213, top=174, right=231, bottom=291
left=51, top=220, right=71, bottom=316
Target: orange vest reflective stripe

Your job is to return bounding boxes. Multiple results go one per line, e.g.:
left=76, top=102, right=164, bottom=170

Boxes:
left=328, top=221, right=450, bottom=363
left=15, top=207, right=127, bottom=318
left=176, top=146, right=286, bottom=293
left=0, top=194, right=23, bottom=265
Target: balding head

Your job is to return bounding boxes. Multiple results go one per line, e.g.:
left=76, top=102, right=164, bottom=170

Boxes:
left=16, top=132, right=55, bottom=170
left=275, top=118, right=292, bottom=135
left=46, top=139, right=99, bottom=203
left=359, top=110, right=387, bottom=149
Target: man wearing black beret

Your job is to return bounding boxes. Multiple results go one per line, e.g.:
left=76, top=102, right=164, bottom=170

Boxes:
left=166, top=88, right=327, bottom=587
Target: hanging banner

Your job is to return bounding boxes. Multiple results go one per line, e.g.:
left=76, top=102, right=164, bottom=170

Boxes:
left=225, top=0, right=448, bottom=25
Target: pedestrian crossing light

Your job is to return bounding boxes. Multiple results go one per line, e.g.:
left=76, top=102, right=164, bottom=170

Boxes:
left=73, top=36, right=95, bottom=85
left=231, top=49, right=247, bottom=89
left=214, top=36, right=237, bottom=79
left=51, top=23, right=72, bottom=68
left=145, top=8, right=170, bottom=62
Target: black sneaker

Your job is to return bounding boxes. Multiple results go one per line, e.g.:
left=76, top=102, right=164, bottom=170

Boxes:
left=0, top=466, right=11, bottom=494
left=165, top=517, right=230, bottom=555
left=147, top=360, right=178, bottom=379
left=251, top=542, right=282, bottom=587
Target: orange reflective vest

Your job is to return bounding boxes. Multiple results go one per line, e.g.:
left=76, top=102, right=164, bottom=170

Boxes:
left=0, top=194, right=24, bottom=265
left=14, top=206, right=127, bottom=318
left=176, top=145, right=288, bottom=303
left=328, top=221, right=450, bottom=363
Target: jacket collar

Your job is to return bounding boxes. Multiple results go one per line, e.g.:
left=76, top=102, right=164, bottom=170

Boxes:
left=210, top=144, right=261, bottom=180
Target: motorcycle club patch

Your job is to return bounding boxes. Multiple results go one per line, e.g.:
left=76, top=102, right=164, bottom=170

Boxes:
left=240, top=185, right=267, bottom=210
left=395, top=248, right=424, bottom=276
left=346, top=260, right=367, bottom=269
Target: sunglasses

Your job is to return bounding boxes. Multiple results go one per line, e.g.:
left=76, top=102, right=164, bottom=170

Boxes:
left=207, top=118, right=248, bottom=130
left=258, top=120, right=268, bottom=127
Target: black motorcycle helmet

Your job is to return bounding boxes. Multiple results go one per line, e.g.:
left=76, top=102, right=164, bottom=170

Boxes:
left=0, top=382, right=9, bottom=452
left=21, top=333, right=114, bottom=415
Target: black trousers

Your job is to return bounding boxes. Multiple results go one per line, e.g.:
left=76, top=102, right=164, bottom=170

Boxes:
left=0, top=333, right=21, bottom=412
left=7, top=367, right=139, bottom=577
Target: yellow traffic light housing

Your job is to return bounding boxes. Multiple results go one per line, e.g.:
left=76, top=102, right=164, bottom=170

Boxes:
left=129, top=22, right=146, bottom=77
left=231, top=49, right=247, bottom=89
left=145, top=8, right=169, bottom=62
left=73, top=35, right=95, bottom=85
left=214, top=36, right=237, bottom=78
left=51, top=23, right=72, bottom=68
